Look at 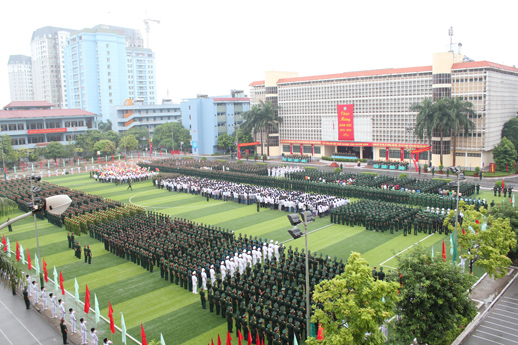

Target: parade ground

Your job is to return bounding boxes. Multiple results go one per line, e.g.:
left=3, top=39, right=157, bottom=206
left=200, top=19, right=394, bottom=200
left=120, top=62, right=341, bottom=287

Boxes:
left=0, top=171, right=507, bottom=345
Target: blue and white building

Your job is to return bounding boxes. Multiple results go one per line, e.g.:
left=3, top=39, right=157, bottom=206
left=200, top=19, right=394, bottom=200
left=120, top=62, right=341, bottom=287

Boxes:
left=180, top=90, right=250, bottom=154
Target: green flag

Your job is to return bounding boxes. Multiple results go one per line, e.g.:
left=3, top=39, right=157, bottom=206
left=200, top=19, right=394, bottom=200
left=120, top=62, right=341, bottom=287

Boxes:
left=94, top=294, right=100, bottom=324
left=35, top=254, right=40, bottom=276
left=6, top=238, right=11, bottom=258
left=160, top=333, right=166, bottom=345
left=53, top=266, right=59, bottom=291
left=294, top=334, right=299, bottom=345
left=121, top=312, right=127, bottom=344
left=19, top=243, right=24, bottom=263
left=74, top=278, right=80, bottom=303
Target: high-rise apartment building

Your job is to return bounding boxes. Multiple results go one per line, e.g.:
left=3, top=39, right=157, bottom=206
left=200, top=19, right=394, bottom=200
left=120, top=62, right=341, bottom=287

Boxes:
left=30, top=26, right=75, bottom=108
left=7, top=55, right=34, bottom=101
left=92, top=24, right=145, bottom=48
left=64, top=28, right=129, bottom=121
left=126, top=47, right=157, bottom=104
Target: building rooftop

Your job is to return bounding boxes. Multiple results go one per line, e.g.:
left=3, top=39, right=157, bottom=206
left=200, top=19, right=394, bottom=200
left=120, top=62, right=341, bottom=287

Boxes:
left=31, top=26, right=75, bottom=41
left=3, top=101, right=54, bottom=110
left=213, top=98, right=250, bottom=102
left=249, top=61, right=518, bottom=86
left=8, top=55, right=31, bottom=65
left=0, top=109, right=96, bottom=119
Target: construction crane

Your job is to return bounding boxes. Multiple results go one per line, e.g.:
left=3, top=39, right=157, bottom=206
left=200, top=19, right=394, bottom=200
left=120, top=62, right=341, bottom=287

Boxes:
left=143, top=17, right=160, bottom=48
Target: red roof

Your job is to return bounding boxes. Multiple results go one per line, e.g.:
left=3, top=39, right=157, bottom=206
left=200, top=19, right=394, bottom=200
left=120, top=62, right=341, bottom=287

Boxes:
left=3, top=101, right=55, bottom=109
left=277, top=66, right=433, bottom=84
left=0, top=109, right=97, bottom=119
left=248, top=80, right=265, bottom=87
left=452, top=60, right=518, bottom=73
left=213, top=98, right=250, bottom=102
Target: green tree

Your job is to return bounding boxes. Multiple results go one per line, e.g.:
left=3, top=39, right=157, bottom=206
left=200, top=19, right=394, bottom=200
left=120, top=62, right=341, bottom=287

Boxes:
left=120, top=134, right=138, bottom=151
left=126, top=127, right=151, bottom=148
left=152, top=122, right=191, bottom=151
left=217, top=133, right=235, bottom=152
left=44, top=142, right=66, bottom=162
left=411, top=98, right=435, bottom=164
left=391, top=246, right=477, bottom=345
left=237, top=127, right=254, bottom=145
left=93, top=139, right=116, bottom=155
left=502, top=117, right=518, bottom=159
left=433, top=97, right=453, bottom=166
left=493, top=137, right=517, bottom=172
left=445, top=203, right=516, bottom=277
left=1, top=135, right=19, bottom=167
left=491, top=202, right=518, bottom=261
left=98, top=119, right=112, bottom=132
left=103, top=130, right=120, bottom=148
left=241, top=100, right=281, bottom=156
left=448, top=97, right=476, bottom=166
left=75, top=130, right=104, bottom=155
left=307, top=252, right=399, bottom=345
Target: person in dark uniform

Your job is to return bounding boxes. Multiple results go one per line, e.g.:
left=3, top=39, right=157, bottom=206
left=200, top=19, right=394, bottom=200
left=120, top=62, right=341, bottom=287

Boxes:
left=23, top=286, right=30, bottom=309
left=227, top=306, right=234, bottom=334
left=127, top=180, right=133, bottom=191
left=87, top=246, right=92, bottom=264
left=377, top=267, right=386, bottom=281
left=60, top=318, right=69, bottom=344
left=200, top=290, right=207, bottom=309
left=84, top=245, right=88, bottom=263
left=7, top=218, right=12, bottom=232
left=372, top=267, right=378, bottom=281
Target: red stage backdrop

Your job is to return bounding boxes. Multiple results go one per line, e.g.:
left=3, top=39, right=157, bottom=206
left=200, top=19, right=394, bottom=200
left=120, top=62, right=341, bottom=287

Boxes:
left=337, top=104, right=354, bottom=141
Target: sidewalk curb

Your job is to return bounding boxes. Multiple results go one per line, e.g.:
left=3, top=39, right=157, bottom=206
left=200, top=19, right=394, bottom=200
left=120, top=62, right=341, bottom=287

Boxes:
left=452, top=268, right=518, bottom=345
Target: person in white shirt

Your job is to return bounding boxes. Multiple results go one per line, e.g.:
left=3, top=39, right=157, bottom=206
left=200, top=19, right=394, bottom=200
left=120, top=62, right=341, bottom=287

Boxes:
left=80, top=318, right=88, bottom=345
left=201, top=268, right=207, bottom=290
left=50, top=293, right=57, bottom=318
left=192, top=272, right=198, bottom=294
left=41, top=287, right=47, bottom=310
left=209, top=265, right=216, bottom=285
left=69, top=308, right=77, bottom=333
left=91, top=328, right=99, bottom=345
left=59, top=299, right=66, bottom=320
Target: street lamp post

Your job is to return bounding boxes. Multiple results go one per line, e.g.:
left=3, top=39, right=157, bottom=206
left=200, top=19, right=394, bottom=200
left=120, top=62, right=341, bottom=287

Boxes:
left=450, top=166, right=465, bottom=264
left=287, top=211, right=314, bottom=339
left=406, top=123, right=413, bottom=177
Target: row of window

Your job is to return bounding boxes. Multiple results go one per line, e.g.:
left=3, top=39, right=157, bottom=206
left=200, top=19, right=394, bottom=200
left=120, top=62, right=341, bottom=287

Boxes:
left=281, top=145, right=322, bottom=154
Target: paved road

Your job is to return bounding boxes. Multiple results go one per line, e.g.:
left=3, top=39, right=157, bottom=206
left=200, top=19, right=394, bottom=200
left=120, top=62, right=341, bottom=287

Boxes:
left=0, top=284, right=63, bottom=345
left=462, top=276, right=518, bottom=345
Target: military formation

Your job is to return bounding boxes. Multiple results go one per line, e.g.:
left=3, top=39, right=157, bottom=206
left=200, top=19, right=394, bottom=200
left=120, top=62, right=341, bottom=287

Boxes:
left=89, top=212, right=345, bottom=344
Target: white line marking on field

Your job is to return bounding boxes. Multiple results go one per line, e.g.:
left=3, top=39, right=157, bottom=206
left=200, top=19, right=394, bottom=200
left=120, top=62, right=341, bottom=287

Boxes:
left=281, top=224, right=335, bottom=244
left=379, top=233, right=435, bottom=267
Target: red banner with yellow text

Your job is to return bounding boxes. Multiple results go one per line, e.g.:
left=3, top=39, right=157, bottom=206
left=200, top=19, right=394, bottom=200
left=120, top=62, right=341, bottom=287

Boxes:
left=337, top=104, right=354, bottom=141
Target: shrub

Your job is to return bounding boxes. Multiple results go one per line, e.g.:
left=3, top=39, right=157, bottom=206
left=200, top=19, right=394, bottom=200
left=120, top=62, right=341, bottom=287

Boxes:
left=333, top=167, right=341, bottom=173
left=216, top=159, right=226, bottom=162
left=432, top=178, right=452, bottom=183
left=304, top=167, right=317, bottom=170
left=236, top=160, right=243, bottom=164
left=200, top=157, right=207, bottom=161
left=474, top=166, right=480, bottom=174
left=424, top=163, right=428, bottom=171
left=399, top=173, right=408, bottom=179
left=182, top=156, right=193, bottom=159
left=361, top=172, right=377, bottom=177
left=495, top=180, right=503, bottom=188
left=256, top=162, right=267, bottom=166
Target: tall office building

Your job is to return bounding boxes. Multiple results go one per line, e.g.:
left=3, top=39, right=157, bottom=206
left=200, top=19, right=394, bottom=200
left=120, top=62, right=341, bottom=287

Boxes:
left=126, top=47, right=157, bottom=104
left=92, top=24, right=145, bottom=48
left=249, top=52, right=518, bottom=168
left=30, top=26, right=75, bottom=108
left=64, top=28, right=129, bottom=121
left=7, top=55, right=34, bottom=101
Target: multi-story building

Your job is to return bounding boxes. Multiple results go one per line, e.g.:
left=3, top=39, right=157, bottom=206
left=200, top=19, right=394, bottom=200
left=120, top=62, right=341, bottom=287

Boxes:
left=7, top=55, right=34, bottom=101
left=111, top=98, right=181, bottom=135
left=30, top=26, right=75, bottom=108
left=180, top=90, right=250, bottom=155
left=0, top=101, right=98, bottom=149
left=249, top=53, right=518, bottom=169
left=126, top=47, right=157, bottom=104
left=92, top=24, right=145, bottom=48
left=64, top=28, right=129, bottom=121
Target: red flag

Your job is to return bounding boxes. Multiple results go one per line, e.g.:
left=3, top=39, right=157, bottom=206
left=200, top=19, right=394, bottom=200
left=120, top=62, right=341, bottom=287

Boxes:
left=256, top=334, right=260, bottom=345
left=502, top=179, right=505, bottom=190
left=109, top=302, right=115, bottom=334
left=247, top=330, right=252, bottom=345
left=16, top=242, right=20, bottom=262
left=59, top=271, right=65, bottom=295
left=238, top=330, right=243, bottom=345
left=2, top=235, right=6, bottom=252
left=141, top=323, right=148, bottom=345
left=442, top=240, right=447, bottom=262
left=43, top=258, right=48, bottom=282
left=84, top=285, right=90, bottom=313
left=27, top=248, right=32, bottom=270
left=261, top=339, right=265, bottom=345
left=217, top=334, right=222, bottom=345
left=317, top=324, right=324, bottom=341
left=211, top=339, right=215, bottom=345
left=226, top=331, right=232, bottom=345
left=462, top=228, right=466, bottom=235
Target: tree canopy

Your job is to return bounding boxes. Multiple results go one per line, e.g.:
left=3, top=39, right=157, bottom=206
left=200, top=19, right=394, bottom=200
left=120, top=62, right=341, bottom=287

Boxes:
left=120, top=134, right=139, bottom=151
left=44, top=142, right=66, bottom=161
left=93, top=139, right=117, bottom=155
left=1, top=135, right=19, bottom=167
left=391, top=246, right=477, bottom=345
left=307, top=252, right=399, bottom=345
left=151, top=122, right=191, bottom=151
left=98, top=119, right=112, bottom=132
left=493, top=137, right=517, bottom=172
left=445, top=202, right=516, bottom=278
left=501, top=117, right=518, bottom=159
left=241, top=100, right=281, bottom=156
left=490, top=201, right=518, bottom=261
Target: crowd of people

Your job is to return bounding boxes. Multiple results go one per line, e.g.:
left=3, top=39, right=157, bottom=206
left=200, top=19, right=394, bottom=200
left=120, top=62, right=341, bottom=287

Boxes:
left=91, top=166, right=155, bottom=184
left=88, top=212, right=345, bottom=344
left=157, top=175, right=349, bottom=217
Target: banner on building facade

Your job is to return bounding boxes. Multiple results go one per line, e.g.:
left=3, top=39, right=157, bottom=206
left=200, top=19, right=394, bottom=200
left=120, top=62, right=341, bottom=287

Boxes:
left=337, top=104, right=354, bottom=141
left=27, top=128, right=67, bottom=135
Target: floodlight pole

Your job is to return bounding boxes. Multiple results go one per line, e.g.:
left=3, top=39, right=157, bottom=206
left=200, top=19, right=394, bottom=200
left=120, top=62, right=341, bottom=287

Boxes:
left=30, top=177, right=42, bottom=274
left=303, top=212, right=310, bottom=339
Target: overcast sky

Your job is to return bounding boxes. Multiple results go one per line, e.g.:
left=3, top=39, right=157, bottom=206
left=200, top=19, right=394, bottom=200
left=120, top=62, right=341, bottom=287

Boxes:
left=2, top=0, right=517, bottom=107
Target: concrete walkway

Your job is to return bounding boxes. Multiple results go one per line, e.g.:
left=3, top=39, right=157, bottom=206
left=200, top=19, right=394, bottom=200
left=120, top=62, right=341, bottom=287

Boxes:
left=0, top=284, right=63, bottom=345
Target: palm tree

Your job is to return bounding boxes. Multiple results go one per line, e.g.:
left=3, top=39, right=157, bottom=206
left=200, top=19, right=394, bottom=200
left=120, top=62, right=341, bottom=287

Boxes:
left=241, top=101, right=281, bottom=156
left=447, top=97, right=476, bottom=166
left=411, top=98, right=435, bottom=165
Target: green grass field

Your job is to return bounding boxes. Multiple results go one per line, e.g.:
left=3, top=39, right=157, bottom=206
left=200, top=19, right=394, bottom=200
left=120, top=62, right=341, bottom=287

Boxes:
left=0, top=172, right=494, bottom=345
